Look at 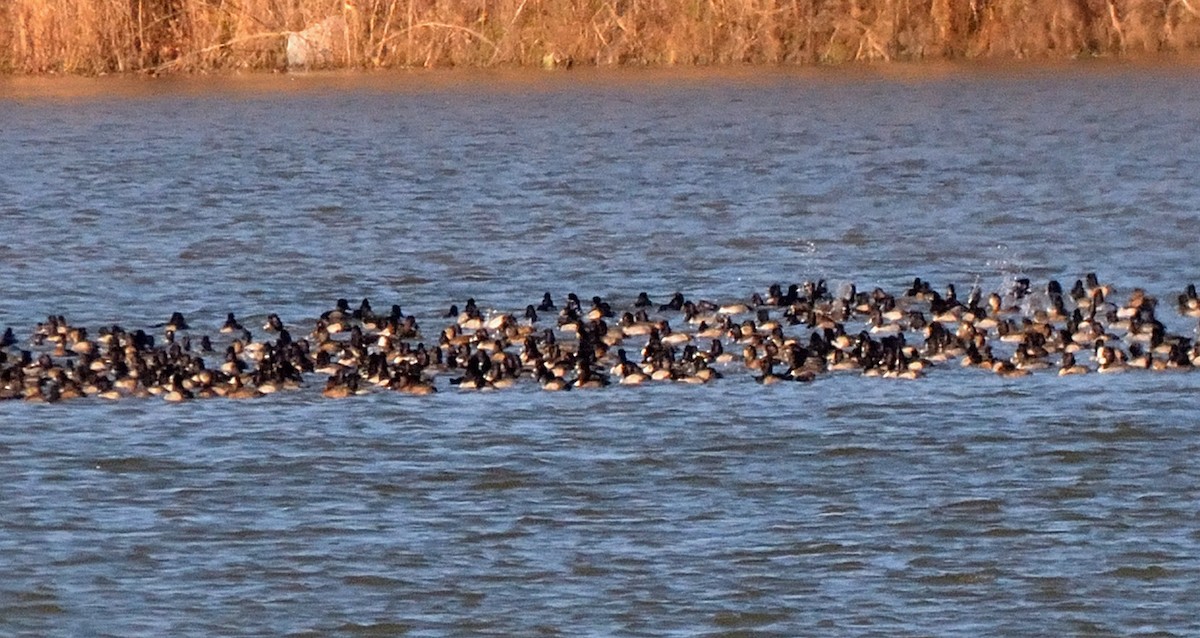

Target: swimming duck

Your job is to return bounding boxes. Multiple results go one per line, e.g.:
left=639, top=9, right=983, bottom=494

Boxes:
left=658, top=292, right=685, bottom=312
left=390, top=371, right=437, bottom=395
left=261, top=313, right=284, bottom=333
left=352, top=298, right=375, bottom=322
left=1095, top=345, right=1127, bottom=373
left=1084, top=272, right=1113, bottom=299
left=322, top=371, right=360, bottom=398
left=220, top=312, right=244, bottom=334
left=162, top=374, right=193, bottom=402
left=535, top=361, right=570, bottom=391
left=1177, top=284, right=1200, bottom=317
left=754, top=357, right=787, bottom=385
left=165, top=312, right=189, bottom=332
left=991, top=360, right=1029, bottom=378
left=322, top=298, right=352, bottom=324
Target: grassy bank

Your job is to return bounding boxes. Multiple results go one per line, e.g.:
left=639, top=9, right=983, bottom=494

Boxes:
left=4, top=0, right=1200, bottom=74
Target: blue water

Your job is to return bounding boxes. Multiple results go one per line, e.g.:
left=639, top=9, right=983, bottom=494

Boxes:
left=2, top=65, right=1200, bottom=636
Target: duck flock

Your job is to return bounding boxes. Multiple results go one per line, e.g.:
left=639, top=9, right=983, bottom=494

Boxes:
left=3, top=273, right=1200, bottom=402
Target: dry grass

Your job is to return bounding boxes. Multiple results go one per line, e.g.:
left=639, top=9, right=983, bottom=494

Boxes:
left=3, top=0, right=1200, bottom=74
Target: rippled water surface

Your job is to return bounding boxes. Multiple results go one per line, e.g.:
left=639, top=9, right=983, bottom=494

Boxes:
left=3, top=65, right=1200, bottom=636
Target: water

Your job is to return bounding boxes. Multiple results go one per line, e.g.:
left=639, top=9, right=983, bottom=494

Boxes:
left=3, top=65, right=1200, bottom=636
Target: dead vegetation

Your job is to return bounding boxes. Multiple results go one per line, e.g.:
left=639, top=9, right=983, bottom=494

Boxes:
left=3, top=0, right=1200, bottom=74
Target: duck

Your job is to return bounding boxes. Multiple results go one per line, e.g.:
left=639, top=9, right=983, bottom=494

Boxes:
left=1012, top=348, right=1050, bottom=371
left=1084, top=272, right=1114, bottom=299
left=586, top=296, right=614, bottom=320
left=390, top=372, right=437, bottom=395
left=13, top=273, right=1200, bottom=404
left=658, top=321, right=691, bottom=347
left=220, top=312, right=244, bottom=334
left=1177, top=284, right=1200, bottom=317
left=991, top=360, right=1029, bottom=378
left=658, top=292, right=685, bottom=313
left=695, top=320, right=726, bottom=340
left=682, top=301, right=717, bottom=326
left=535, top=362, right=570, bottom=391
left=867, top=309, right=901, bottom=335
left=226, top=374, right=263, bottom=399
left=164, top=312, right=189, bottom=332
left=573, top=363, right=609, bottom=389
left=826, top=348, right=860, bottom=372
left=767, top=283, right=801, bottom=307
left=321, top=298, right=352, bottom=324
left=93, top=378, right=122, bottom=401
left=363, top=303, right=399, bottom=332
left=457, top=299, right=484, bottom=330
left=162, top=374, right=193, bottom=402
left=1095, top=345, right=1127, bottom=373
left=1126, top=343, right=1154, bottom=370
left=709, top=339, right=735, bottom=365
left=901, top=276, right=930, bottom=300
left=23, top=382, right=59, bottom=403
left=352, top=298, right=376, bottom=322
left=322, top=372, right=360, bottom=398
left=718, top=300, right=752, bottom=315
left=754, top=358, right=787, bottom=385
left=262, top=313, right=285, bottom=332
left=1117, top=288, right=1155, bottom=320
left=754, top=309, right=783, bottom=333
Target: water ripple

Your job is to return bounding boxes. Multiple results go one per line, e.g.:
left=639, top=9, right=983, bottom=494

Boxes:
left=3, top=67, right=1200, bottom=636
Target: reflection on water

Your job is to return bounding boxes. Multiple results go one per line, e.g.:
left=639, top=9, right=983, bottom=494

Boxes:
left=3, top=65, right=1200, bottom=636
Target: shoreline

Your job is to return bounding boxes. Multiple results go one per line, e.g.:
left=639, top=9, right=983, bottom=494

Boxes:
left=3, top=55, right=1200, bottom=99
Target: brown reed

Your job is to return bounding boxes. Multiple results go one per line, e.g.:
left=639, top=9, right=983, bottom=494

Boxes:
left=3, top=0, right=1200, bottom=74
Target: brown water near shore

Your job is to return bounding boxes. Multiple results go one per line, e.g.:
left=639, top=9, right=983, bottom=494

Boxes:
left=3, top=55, right=1200, bottom=100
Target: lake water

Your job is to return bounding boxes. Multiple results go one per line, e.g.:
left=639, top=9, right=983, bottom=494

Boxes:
left=3, top=64, right=1200, bottom=636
